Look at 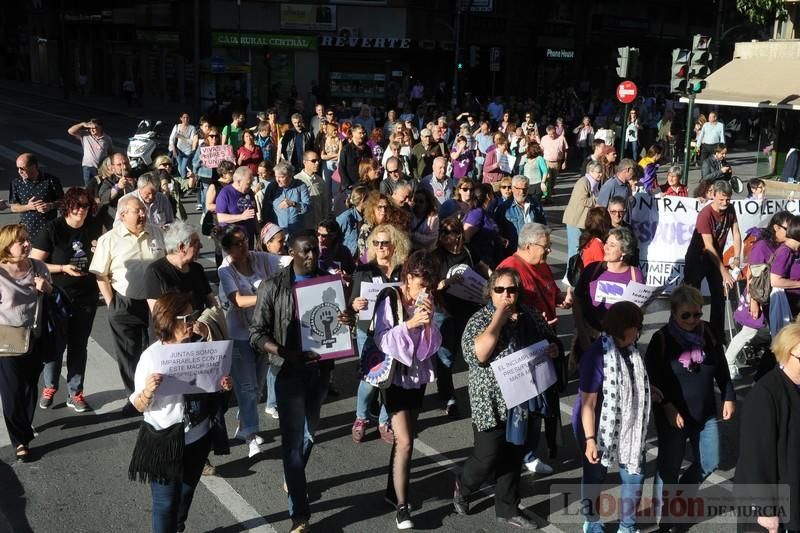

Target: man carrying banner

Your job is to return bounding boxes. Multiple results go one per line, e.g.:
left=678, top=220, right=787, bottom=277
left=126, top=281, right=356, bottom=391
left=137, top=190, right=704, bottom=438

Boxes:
left=249, top=229, right=354, bottom=533
left=683, top=180, right=741, bottom=337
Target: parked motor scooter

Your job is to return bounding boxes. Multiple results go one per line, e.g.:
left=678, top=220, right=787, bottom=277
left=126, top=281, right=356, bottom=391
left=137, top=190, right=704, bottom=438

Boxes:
left=127, top=119, right=171, bottom=175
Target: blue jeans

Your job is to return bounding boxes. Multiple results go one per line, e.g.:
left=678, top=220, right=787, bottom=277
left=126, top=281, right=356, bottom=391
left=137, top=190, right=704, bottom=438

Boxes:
left=623, top=139, right=639, bottom=161
left=566, top=225, right=581, bottom=262
left=42, top=297, right=97, bottom=396
left=266, top=364, right=278, bottom=410
left=275, top=363, right=330, bottom=520
left=324, top=160, right=338, bottom=203
left=355, top=328, right=389, bottom=424
left=150, top=433, right=211, bottom=533
left=230, top=340, right=267, bottom=436
left=82, top=166, right=97, bottom=188
left=581, top=458, right=645, bottom=529
left=653, top=415, right=720, bottom=524
left=174, top=151, right=192, bottom=178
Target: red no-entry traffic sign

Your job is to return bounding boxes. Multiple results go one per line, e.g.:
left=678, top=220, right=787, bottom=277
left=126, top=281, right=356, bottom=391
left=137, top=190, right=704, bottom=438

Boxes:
left=616, top=80, right=638, bottom=104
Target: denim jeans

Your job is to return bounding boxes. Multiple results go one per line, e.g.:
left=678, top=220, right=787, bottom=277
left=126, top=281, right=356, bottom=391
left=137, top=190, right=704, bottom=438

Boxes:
left=42, top=297, right=97, bottom=396
left=82, top=166, right=98, bottom=188
left=230, top=340, right=267, bottom=435
left=174, top=151, right=192, bottom=178
left=623, top=139, right=639, bottom=161
left=266, top=365, right=278, bottom=410
left=150, top=433, right=211, bottom=533
left=653, top=414, right=720, bottom=524
left=581, top=457, right=645, bottom=529
left=324, top=160, right=338, bottom=205
left=355, top=328, right=389, bottom=424
left=275, top=363, right=330, bottom=520
left=566, top=225, right=581, bottom=262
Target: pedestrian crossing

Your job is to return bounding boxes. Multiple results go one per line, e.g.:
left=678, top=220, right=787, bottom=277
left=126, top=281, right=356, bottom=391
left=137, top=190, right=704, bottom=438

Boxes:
left=0, top=138, right=129, bottom=172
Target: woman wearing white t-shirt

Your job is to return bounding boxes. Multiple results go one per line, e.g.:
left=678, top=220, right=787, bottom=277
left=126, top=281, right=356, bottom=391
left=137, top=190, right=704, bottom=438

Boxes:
left=169, top=113, right=197, bottom=179
left=217, top=225, right=286, bottom=457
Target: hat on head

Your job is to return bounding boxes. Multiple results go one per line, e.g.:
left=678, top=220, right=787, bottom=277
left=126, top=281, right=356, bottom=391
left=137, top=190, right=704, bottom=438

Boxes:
left=421, top=128, right=432, bottom=137
left=260, top=223, right=284, bottom=246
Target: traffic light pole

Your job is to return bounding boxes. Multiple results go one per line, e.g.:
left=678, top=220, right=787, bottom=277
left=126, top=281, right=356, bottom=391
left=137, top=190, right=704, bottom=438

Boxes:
left=451, top=5, right=462, bottom=107
left=681, top=93, right=696, bottom=186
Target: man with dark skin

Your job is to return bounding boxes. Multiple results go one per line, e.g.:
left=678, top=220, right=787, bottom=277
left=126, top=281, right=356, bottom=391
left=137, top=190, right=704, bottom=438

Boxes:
left=249, top=230, right=354, bottom=533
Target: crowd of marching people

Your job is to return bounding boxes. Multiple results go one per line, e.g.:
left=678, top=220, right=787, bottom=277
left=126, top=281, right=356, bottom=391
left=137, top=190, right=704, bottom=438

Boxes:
left=2, top=95, right=799, bottom=533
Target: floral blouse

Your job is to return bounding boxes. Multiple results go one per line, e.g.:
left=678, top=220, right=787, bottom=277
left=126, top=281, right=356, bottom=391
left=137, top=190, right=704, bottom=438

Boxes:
left=461, top=303, right=559, bottom=431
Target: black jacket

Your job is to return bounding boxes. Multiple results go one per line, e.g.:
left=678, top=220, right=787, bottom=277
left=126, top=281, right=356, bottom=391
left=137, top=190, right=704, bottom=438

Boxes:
left=349, top=262, right=402, bottom=333
left=249, top=263, right=327, bottom=369
left=700, top=156, right=730, bottom=182
left=279, top=128, right=315, bottom=168
left=338, top=142, right=371, bottom=189
left=735, top=368, right=800, bottom=530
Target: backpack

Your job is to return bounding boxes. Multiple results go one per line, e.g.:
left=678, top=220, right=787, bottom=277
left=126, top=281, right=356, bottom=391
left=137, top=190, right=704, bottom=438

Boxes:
left=360, top=287, right=405, bottom=389
left=566, top=253, right=583, bottom=287
left=749, top=249, right=779, bottom=305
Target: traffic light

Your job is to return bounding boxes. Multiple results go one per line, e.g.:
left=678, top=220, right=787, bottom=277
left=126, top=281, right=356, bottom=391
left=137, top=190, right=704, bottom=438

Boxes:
left=469, top=45, right=480, bottom=67
left=670, top=48, right=690, bottom=94
left=616, top=47, right=639, bottom=79
left=688, top=35, right=712, bottom=94
left=457, top=61, right=463, bottom=70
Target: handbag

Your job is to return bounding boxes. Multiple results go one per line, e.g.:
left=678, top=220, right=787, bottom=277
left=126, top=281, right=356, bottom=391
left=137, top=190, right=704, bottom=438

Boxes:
left=360, top=287, right=404, bottom=389
left=748, top=249, right=778, bottom=305
left=201, top=210, right=215, bottom=236
left=0, top=297, right=40, bottom=357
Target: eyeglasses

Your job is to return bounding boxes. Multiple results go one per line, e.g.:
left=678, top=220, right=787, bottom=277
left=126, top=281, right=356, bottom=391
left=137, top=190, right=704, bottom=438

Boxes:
left=493, top=286, right=519, bottom=295
left=305, top=158, right=320, bottom=163
left=512, top=186, right=527, bottom=191
left=317, top=232, right=331, bottom=238
left=76, top=203, right=91, bottom=209
left=176, top=310, right=200, bottom=325
left=500, top=185, right=512, bottom=189
left=679, top=311, right=703, bottom=320
left=159, top=163, right=173, bottom=168
left=207, top=134, right=219, bottom=138
left=387, top=169, right=401, bottom=175
left=780, top=224, right=789, bottom=231
left=373, top=240, right=392, bottom=248
left=531, top=242, right=551, bottom=253
left=460, top=187, right=473, bottom=192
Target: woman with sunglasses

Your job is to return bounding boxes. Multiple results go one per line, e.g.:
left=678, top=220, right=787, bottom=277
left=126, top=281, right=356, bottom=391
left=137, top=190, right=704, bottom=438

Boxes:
left=432, top=217, right=484, bottom=415
left=349, top=224, right=410, bottom=444
left=439, top=177, right=475, bottom=221
left=726, top=211, right=793, bottom=379
left=357, top=191, right=392, bottom=261
left=31, top=187, right=102, bottom=415
left=453, top=268, right=559, bottom=528
left=129, top=292, right=232, bottom=533
left=574, top=301, right=650, bottom=533
left=191, top=127, right=226, bottom=212
left=218, top=225, right=286, bottom=456
left=373, top=250, right=441, bottom=529
left=645, top=285, right=735, bottom=532
left=320, top=121, right=342, bottom=197
left=562, top=162, right=603, bottom=260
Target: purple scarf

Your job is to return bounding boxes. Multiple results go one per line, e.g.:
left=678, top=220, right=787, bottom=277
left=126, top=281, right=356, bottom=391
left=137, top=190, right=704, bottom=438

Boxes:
left=668, top=319, right=705, bottom=371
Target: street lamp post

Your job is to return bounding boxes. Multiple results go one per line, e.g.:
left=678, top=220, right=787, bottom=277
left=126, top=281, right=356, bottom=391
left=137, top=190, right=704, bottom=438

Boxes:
left=451, top=4, right=462, bottom=107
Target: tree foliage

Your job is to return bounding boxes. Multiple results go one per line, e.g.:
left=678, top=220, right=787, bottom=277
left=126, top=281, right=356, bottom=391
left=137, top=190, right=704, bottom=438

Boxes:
left=735, top=0, right=788, bottom=26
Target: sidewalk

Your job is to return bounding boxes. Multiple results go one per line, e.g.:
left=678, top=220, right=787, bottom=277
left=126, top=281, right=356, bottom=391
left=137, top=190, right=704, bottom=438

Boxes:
left=0, top=78, right=187, bottom=121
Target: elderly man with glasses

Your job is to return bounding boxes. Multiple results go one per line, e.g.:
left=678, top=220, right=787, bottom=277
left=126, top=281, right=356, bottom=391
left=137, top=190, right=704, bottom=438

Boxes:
left=90, top=196, right=165, bottom=409
left=496, top=175, right=546, bottom=250
left=10, top=153, right=63, bottom=239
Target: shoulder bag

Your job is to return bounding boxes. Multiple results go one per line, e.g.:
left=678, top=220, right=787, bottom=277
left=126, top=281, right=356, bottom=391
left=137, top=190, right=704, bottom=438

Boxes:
left=360, top=287, right=404, bottom=389
left=0, top=297, right=40, bottom=357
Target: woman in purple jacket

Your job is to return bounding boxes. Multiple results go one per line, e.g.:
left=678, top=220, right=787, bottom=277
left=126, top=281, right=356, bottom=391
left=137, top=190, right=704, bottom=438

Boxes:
left=373, top=250, right=442, bottom=530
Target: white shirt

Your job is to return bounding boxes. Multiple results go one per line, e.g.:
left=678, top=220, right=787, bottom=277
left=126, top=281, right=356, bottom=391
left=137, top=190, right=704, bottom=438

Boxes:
left=89, top=223, right=165, bottom=299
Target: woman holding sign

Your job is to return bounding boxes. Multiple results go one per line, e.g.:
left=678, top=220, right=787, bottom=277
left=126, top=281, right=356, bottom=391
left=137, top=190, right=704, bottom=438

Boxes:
left=645, top=285, right=735, bottom=532
left=573, top=301, right=650, bottom=533
left=128, top=292, right=232, bottom=533
left=453, top=268, right=560, bottom=529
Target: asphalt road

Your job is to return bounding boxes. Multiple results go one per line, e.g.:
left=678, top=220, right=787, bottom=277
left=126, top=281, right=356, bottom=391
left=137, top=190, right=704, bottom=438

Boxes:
left=0, top=89, right=753, bottom=533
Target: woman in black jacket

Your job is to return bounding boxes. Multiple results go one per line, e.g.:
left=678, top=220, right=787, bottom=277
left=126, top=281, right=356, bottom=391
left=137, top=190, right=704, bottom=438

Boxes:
left=645, top=285, right=735, bottom=532
left=736, top=322, right=800, bottom=533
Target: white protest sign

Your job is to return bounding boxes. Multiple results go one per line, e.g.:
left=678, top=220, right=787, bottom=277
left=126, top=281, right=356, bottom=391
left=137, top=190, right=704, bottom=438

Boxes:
left=446, top=264, right=487, bottom=304
left=490, top=341, right=558, bottom=408
left=621, top=281, right=668, bottom=308
left=629, top=195, right=800, bottom=289
left=153, top=340, right=233, bottom=396
left=359, top=281, right=402, bottom=320
left=594, top=281, right=626, bottom=305
left=499, top=153, right=517, bottom=174
left=295, top=275, right=354, bottom=360
left=200, top=144, right=234, bottom=168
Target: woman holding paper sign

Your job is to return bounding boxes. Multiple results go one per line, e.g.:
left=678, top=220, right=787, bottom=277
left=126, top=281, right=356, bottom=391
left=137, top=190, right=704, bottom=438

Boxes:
left=453, top=268, right=560, bottom=529
left=573, top=301, right=650, bottom=533
left=349, top=224, right=410, bottom=444
left=128, top=292, right=232, bottom=533
left=645, top=285, right=735, bottom=532
left=572, top=226, right=642, bottom=363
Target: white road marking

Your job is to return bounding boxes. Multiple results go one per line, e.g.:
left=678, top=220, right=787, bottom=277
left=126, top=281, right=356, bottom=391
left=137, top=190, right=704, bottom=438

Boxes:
left=200, top=476, right=278, bottom=533
left=16, top=140, right=81, bottom=166
left=0, top=143, right=20, bottom=162
left=48, top=138, right=84, bottom=154
left=0, top=99, right=80, bottom=122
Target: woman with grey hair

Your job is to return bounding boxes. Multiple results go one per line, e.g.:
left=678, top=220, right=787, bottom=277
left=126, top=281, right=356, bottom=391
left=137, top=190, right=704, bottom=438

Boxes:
left=572, top=226, right=643, bottom=361
left=144, top=220, right=215, bottom=315
left=660, top=165, right=688, bottom=197
left=562, top=161, right=603, bottom=259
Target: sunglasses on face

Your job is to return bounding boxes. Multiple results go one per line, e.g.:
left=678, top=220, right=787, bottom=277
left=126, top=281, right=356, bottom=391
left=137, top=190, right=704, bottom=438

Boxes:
left=373, top=240, right=391, bottom=248
left=75, top=202, right=91, bottom=209
left=460, top=187, right=473, bottom=192
left=500, top=185, right=512, bottom=189
left=679, top=312, right=703, bottom=320
left=493, top=286, right=519, bottom=295
left=177, top=310, right=200, bottom=325
left=207, top=134, right=219, bottom=138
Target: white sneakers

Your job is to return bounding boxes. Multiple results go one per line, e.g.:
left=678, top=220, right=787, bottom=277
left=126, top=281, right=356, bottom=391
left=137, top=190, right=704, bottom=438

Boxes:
left=525, top=458, right=554, bottom=475
left=264, top=406, right=280, bottom=419
left=247, top=436, right=262, bottom=458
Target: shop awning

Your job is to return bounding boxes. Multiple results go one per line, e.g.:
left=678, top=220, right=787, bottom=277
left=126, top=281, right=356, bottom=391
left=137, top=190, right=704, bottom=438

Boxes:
left=680, top=57, right=800, bottom=110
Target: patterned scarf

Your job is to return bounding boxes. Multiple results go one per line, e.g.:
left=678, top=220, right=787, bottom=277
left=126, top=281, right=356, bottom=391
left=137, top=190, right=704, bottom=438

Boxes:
left=598, top=334, right=650, bottom=475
